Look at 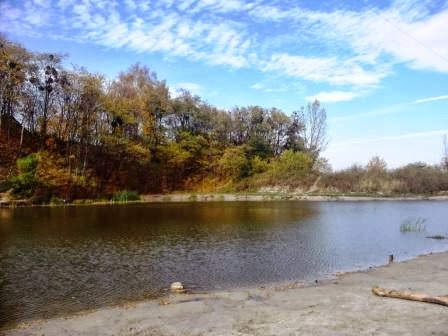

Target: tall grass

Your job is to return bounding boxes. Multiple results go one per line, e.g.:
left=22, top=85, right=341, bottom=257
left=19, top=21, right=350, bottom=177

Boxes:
left=400, top=217, right=427, bottom=233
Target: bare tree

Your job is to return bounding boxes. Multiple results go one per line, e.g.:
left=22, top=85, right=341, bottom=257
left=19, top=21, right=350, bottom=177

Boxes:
left=299, top=100, right=327, bottom=162
left=442, top=135, right=448, bottom=170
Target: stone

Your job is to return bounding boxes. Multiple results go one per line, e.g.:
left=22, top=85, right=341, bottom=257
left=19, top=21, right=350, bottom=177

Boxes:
left=170, top=282, right=184, bottom=292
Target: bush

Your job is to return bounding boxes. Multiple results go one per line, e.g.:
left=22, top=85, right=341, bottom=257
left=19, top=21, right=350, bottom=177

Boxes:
left=270, top=150, right=313, bottom=180
left=250, top=156, right=269, bottom=174
left=393, top=163, right=448, bottom=194
left=17, top=154, right=38, bottom=175
left=9, top=153, right=40, bottom=197
left=218, top=146, right=250, bottom=180
left=111, top=190, right=140, bottom=202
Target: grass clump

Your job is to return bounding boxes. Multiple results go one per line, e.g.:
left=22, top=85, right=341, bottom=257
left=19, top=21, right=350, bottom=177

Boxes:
left=400, top=217, right=427, bottom=233
left=111, top=190, right=140, bottom=202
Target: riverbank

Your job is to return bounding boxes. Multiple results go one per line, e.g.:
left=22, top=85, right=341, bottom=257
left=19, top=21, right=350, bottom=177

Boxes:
left=2, top=192, right=448, bottom=208
left=3, top=251, right=448, bottom=336
left=139, top=192, right=448, bottom=203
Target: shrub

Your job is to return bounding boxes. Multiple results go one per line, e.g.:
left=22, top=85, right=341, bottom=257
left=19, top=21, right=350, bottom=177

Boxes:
left=218, top=146, right=250, bottom=180
left=270, top=150, right=313, bottom=180
left=17, top=154, right=38, bottom=175
left=250, top=156, right=269, bottom=174
left=9, top=153, right=40, bottom=197
left=111, top=190, right=140, bottom=202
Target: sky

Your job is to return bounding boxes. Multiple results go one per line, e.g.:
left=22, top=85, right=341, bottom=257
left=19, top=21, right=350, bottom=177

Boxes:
left=1, top=0, right=448, bottom=170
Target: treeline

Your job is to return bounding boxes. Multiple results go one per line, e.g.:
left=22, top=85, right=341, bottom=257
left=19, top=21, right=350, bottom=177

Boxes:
left=321, top=156, right=448, bottom=195
left=1, top=34, right=447, bottom=203
left=0, top=34, right=327, bottom=201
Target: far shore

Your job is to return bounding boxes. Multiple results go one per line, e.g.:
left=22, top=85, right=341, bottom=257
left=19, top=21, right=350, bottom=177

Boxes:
left=2, top=192, right=448, bottom=208
left=3, top=251, right=448, bottom=335
left=139, top=192, right=448, bottom=203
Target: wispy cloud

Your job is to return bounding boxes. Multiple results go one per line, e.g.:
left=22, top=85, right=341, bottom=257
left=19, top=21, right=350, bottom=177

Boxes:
left=306, top=91, right=360, bottom=103
left=263, top=54, right=389, bottom=87
left=250, top=80, right=305, bottom=94
left=249, top=1, right=448, bottom=73
left=1, top=0, right=448, bottom=99
left=413, top=95, right=448, bottom=104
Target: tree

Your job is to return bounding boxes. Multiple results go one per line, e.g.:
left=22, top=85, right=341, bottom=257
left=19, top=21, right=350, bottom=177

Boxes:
left=442, top=135, right=448, bottom=170
left=268, top=108, right=290, bottom=156
left=0, top=34, right=337, bottom=198
left=299, top=100, right=327, bottom=162
left=0, top=35, right=30, bottom=136
left=283, top=110, right=304, bottom=152
left=366, top=156, right=387, bottom=174
left=218, top=145, right=249, bottom=180
left=270, top=150, right=314, bottom=180
left=28, top=53, right=63, bottom=142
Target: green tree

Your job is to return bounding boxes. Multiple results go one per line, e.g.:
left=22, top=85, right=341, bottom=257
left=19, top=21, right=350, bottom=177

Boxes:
left=218, top=146, right=250, bottom=180
left=270, top=150, right=313, bottom=180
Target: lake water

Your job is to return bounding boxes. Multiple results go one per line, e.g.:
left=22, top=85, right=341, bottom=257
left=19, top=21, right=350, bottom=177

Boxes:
left=1, top=201, right=448, bottom=325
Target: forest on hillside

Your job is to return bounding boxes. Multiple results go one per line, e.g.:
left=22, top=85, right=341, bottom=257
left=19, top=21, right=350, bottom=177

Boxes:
left=1, top=34, right=448, bottom=203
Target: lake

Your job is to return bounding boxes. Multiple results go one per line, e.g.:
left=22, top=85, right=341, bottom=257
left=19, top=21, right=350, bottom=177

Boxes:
left=1, top=201, right=448, bottom=325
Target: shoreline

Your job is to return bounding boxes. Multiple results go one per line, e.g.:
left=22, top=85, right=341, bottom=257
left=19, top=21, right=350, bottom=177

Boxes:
left=140, top=193, right=448, bottom=203
left=2, top=192, right=448, bottom=209
left=3, top=251, right=448, bottom=335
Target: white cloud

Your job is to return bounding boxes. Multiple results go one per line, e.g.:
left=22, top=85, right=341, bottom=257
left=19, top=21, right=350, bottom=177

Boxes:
left=306, top=91, right=359, bottom=103
left=1, top=0, right=448, bottom=93
left=250, top=83, right=264, bottom=90
left=413, top=95, right=448, bottom=104
left=249, top=1, right=448, bottom=73
left=263, top=53, right=389, bottom=87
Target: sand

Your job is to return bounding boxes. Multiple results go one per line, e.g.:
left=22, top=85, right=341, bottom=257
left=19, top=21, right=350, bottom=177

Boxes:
left=2, top=251, right=448, bottom=336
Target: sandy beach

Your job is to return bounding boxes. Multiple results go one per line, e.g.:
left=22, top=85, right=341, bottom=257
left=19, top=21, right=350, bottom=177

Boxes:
left=2, top=251, right=448, bottom=336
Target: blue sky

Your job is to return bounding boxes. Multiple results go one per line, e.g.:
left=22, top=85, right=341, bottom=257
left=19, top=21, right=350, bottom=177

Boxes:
left=1, top=0, right=448, bottom=169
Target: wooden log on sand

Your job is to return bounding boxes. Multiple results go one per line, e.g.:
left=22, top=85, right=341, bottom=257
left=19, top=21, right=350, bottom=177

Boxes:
left=372, top=287, right=448, bottom=307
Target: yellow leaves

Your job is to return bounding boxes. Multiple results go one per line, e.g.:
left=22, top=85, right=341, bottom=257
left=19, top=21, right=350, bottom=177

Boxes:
left=160, top=142, right=192, bottom=168
left=129, top=143, right=151, bottom=163
left=35, top=151, right=96, bottom=189
left=217, top=146, right=249, bottom=179
left=270, top=150, right=313, bottom=180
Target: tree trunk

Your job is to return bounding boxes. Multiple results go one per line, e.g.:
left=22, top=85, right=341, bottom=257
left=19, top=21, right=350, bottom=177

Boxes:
left=372, top=287, right=448, bottom=307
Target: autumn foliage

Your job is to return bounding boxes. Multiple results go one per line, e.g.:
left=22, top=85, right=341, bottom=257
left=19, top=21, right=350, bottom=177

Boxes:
left=0, top=35, right=325, bottom=202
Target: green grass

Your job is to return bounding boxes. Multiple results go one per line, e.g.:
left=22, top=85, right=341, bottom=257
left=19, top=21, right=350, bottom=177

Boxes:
left=400, top=217, right=427, bottom=233
left=111, top=190, right=140, bottom=202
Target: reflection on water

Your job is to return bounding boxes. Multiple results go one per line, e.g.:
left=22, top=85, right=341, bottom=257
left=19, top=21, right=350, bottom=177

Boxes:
left=1, top=201, right=448, bottom=325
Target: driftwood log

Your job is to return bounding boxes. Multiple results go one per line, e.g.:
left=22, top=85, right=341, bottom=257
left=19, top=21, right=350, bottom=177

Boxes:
left=372, top=287, right=448, bottom=307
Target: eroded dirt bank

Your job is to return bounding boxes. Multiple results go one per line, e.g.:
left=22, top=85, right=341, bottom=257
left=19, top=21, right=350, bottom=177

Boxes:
left=3, top=252, right=448, bottom=336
